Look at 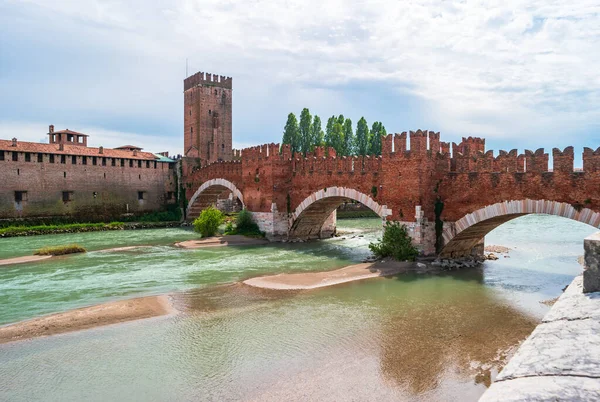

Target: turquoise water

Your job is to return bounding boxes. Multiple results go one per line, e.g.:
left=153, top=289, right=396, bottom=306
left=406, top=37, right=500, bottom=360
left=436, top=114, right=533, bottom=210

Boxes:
left=0, top=215, right=597, bottom=401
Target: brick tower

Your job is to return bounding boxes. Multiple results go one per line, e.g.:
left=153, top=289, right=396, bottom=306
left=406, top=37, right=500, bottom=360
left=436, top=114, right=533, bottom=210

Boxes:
left=183, top=71, right=233, bottom=163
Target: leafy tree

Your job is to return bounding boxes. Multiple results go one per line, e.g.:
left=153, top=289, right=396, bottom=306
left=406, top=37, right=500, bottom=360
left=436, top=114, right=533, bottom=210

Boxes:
left=369, top=221, right=419, bottom=261
left=298, top=108, right=312, bottom=154
left=329, top=122, right=345, bottom=154
left=324, top=116, right=336, bottom=149
left=310, top=115, right=324, bottom=150
left=342, top=118, right=354, bottom=155
left=282, top=113, right=300, bottom=154
left=337, top=114, right=345, bottom=125
left=193, top=206, right=224, bottom=237
left=369, top=121, right=387, bottom=155
left=355, top=117, right=369, bottom=155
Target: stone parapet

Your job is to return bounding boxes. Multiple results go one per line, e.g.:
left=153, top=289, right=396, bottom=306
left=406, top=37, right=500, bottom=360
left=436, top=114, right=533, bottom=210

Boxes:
left=479, top=275, right=600, bottom=401
left=584, top=232, right=600, bottom=293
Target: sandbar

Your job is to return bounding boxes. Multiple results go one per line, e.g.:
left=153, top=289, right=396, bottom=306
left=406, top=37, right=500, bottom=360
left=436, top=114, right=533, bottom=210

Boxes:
left=243, top=260, right=417, bottom=290
left=0, top=295, right=173, bottom=344
left=176, top=235, right=268, bottom=249
left=0, top=255, right=53, bottom=266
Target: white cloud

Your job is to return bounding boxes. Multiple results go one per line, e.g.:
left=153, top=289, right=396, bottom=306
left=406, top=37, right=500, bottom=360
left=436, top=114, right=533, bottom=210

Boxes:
left=6, top=0, right=600, bottom=146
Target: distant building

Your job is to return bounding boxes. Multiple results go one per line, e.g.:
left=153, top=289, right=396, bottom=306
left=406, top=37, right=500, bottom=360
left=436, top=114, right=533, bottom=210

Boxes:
left=0, top=125, right=176, bottom=221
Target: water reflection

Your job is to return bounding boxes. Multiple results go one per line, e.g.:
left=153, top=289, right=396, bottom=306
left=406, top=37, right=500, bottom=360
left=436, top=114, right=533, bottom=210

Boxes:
left=379, top=272, right=537, bottom=396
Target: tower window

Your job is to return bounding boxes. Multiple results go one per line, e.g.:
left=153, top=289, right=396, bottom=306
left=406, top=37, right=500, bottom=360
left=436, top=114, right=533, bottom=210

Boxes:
left=62, top=191, right=73, bottom=203
left=14, top=191, right=27, bottom=203
left=111, top=158, right=116, bottom=166
left=190, top=127, right=193, bottom=134
left=92, top=156, right=97, bottom=166
left=137, top=160, right=142, bottom=168
left=102, top=157, right=106, bottom=166
left=82, top=156, right=87, bottom=165
left=0, top=151, right=4, bottom=160
left=64, top=172, right=66, bottom=178
left=209, top=109, right=211, bottom=115
left=93, top=191, right=98, bottom=198
left=37, top=153, right=43, bottom=162
left=61, top=155, right=66, bottom=164
left=121, top=159, right=125, bottom=167
left=222, top=144, right=225, bottom=149
left=146, top=161, right=150, bottom=168
left=72, top=155, right=77, bottom=164
left=138, top=191, right=145, bottom=200
left=129, top=160, right=133, bottom=167
left=49, top=154, right=55, bottom=163
left=12, top=152, right=18, bottom=161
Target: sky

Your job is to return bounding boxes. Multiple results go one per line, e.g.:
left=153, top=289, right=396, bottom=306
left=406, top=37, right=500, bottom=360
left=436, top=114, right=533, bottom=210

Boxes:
left=1, top=0, right=599, bottom=165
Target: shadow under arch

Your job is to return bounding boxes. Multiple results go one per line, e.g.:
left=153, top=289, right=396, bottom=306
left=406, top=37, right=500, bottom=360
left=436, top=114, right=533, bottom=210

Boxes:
left=440, top=199, right=600, bottom=257
left=288, top=187, right=391, bottom=239
left=186, top=178, right=244, bottom=219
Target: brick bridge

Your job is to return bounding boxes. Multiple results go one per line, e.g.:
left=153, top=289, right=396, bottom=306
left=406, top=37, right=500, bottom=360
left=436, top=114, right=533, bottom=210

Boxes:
left=182, top=130, right=600, bottom=257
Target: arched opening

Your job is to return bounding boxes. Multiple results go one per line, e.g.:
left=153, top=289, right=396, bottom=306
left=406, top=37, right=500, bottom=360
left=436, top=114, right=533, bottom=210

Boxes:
left=289, top=187, right=391, bottom=240
left=440, top=200, right=600, bottom=258
left=186, top=179, right=244, bottom=220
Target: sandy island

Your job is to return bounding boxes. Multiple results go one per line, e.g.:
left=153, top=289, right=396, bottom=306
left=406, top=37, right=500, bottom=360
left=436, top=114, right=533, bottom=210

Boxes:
left=0, top=255, right=53, bottom=266
left=243, top=260, right=420, bottom=290
left=176, top=235, right=269, bottom=249
left=0, top=295, right=173, bottom=344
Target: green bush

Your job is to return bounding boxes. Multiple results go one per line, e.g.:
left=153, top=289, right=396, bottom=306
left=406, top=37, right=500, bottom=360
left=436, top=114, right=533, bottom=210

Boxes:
left=236, top=209, right=260, bottom=233
left=34, top=244, right=87, bottom=256
left=369, top=221, right=419, bottom=261
left=193, top=207, right=224, bottom=237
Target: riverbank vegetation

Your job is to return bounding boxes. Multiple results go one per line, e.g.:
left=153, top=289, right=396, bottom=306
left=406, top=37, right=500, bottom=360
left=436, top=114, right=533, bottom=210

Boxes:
left=34, top=244, right=87, bottom=256
left=0, top=221, right=181, bottom=238
left=281, top=108, right=386, bottom=156
left=369, top=222, right=419, bottom=261
left=193, top=207, right=224, bottom=237
left=224, top=209, right=264, bottom=237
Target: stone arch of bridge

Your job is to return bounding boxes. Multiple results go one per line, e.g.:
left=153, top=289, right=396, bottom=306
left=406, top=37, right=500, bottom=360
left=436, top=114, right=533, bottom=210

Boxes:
left=288, top=187, right=392, bottom=239
left=186, top=178, right=244, bottom=220
left=440, top=199, right=600, bottom=258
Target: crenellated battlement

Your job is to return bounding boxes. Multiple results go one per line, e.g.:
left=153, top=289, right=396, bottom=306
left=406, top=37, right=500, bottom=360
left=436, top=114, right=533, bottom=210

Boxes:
left=184, top=71, right=232, bottom=91
left=583, top=147, right=600, bottom=173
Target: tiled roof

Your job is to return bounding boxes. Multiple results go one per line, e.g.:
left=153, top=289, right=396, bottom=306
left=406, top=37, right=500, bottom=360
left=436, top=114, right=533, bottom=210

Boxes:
left=50, top=129, right=89, bottom=136
left=0, top=139, right=159, bottom=160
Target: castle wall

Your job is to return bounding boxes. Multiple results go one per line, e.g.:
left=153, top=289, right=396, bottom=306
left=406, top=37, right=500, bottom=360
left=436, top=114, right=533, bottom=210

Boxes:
left=183, top=129, right=600, bottom=256
left=0, top=150, right=176, bottom=221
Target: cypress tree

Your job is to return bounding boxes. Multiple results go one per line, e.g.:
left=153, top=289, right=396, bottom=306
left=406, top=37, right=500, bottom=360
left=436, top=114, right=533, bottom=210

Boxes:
left=282, top=113, right=300, bottom=154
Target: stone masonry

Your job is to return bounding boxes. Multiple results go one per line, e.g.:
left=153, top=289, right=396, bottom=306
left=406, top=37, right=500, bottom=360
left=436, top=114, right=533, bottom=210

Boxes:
left=183, top=133, right=600, bottom=260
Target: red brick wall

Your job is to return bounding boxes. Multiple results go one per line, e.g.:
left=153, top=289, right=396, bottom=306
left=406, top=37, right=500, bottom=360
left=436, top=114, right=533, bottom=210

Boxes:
left=184, top=130, right=600, bottom=232
left=0, top=150, right=175, bottom=220
left=183, top=72, right=232, bottom=163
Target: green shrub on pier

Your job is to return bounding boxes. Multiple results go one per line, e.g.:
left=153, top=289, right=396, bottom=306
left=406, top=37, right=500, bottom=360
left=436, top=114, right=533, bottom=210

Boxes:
left=223, top=209, right=263, bottom=237
left=369, top=222, right=419, bottom=261
left=34, top=244, right=87, bottom=256
left=193, top=207, right=224, bottom=237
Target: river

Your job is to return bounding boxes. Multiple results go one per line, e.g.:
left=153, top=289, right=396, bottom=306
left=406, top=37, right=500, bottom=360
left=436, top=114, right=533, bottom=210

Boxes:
left=0, top=216, right=596, bottom=401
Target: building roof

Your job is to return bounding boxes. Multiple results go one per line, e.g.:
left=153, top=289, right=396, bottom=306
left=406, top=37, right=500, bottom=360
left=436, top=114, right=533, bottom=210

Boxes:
left=49, top=129, right=89, bottom=137
left=153, top=153, right=175, bottom=163
left=0, top=139, right=159, bottom=160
